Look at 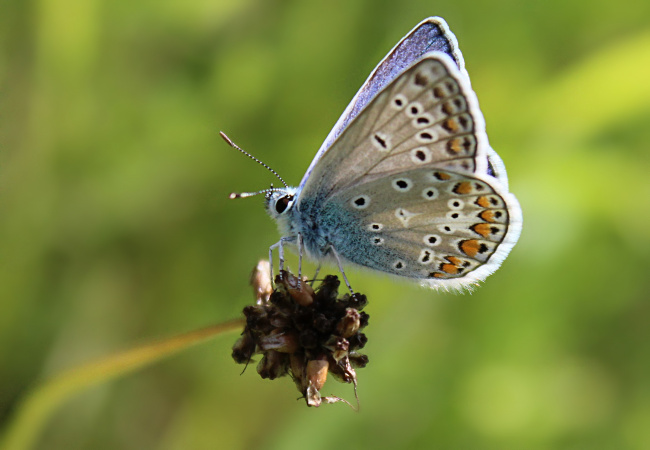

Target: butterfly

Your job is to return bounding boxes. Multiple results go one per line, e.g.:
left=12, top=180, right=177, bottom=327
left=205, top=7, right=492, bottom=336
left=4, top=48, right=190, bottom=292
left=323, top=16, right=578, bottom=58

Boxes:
left=225, top=17, right=522, bottom=292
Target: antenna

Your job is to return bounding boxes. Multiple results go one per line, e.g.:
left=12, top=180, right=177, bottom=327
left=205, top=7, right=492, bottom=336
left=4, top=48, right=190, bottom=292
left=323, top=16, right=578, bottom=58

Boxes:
left=220, top=131, right=289, bottom=189
left=229, top=187, right=287, bottom=199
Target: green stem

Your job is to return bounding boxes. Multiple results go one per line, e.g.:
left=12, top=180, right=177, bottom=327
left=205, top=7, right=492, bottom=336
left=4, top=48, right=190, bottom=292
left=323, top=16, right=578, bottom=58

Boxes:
left=0, top=318, right=245, bottom=450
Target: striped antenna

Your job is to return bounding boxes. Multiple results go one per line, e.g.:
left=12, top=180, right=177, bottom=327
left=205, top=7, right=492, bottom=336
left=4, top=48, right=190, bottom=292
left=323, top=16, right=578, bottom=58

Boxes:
left=220, top=131, right=289, bottom=191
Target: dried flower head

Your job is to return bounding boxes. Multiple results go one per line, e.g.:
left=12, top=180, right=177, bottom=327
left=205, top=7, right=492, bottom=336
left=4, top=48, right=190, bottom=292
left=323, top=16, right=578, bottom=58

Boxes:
left=232, top=262, right=369, bottom=407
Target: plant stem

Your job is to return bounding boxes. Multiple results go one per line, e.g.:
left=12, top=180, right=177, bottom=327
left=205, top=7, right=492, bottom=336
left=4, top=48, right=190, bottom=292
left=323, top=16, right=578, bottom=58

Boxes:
left=0, top=318, right=245, bottom=450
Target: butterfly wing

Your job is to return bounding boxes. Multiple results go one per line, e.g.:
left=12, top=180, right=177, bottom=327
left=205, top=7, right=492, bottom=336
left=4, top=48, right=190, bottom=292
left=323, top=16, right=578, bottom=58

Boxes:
left=298, top=17, right=467, bottom=191
left=323, top=167, right=522, bottom=290
left=298, top=54, right=491, bottom=201
left=294, top=54, right=521, bottom=289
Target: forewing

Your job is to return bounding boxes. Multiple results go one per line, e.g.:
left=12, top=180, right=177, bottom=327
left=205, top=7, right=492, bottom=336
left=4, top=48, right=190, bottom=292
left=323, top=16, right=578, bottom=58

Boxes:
left=299, top=17, right=466, bottom=190
left=298, top=53, right=490, bottom=203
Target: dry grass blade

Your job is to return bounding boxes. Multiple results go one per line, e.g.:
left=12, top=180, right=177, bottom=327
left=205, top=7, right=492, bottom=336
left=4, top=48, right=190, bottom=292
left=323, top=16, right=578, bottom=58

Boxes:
left=0, top=319, right=244, bottom=450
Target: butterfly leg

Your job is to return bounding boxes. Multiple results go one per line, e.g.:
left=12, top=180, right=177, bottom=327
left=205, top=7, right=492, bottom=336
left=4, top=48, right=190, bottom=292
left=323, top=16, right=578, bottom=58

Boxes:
left=268, top=236, right=293, bottom=284
left=268, top=239, right=286, bottom=285
left=297, top=233, right=304, bottom=289
left=310, top=264, right=321, bottom=287
left=328, top=245, right=354, bottom=294
left=268, top=245, right=276, bottom=284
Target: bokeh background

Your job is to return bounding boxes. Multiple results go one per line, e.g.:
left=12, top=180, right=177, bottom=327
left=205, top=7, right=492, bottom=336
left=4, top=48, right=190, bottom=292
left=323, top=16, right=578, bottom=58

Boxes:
left=2, top=0, right=650, bottom=449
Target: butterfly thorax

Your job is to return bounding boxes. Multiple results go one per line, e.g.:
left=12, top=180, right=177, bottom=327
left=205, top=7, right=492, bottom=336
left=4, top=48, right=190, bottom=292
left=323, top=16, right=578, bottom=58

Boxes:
left=265, top=187, right=351, bottom=261
left=294, top=196, right=375, bottom=263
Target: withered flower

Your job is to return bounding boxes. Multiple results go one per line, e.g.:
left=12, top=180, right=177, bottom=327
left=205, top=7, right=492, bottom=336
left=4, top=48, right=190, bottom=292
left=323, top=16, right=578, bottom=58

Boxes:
left=232, top=263, right=369, bottom=407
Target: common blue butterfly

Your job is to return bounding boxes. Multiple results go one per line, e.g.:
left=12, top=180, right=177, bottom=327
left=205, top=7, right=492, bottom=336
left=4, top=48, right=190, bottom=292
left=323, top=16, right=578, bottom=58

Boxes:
left=226, top=17, right=522, bottom=292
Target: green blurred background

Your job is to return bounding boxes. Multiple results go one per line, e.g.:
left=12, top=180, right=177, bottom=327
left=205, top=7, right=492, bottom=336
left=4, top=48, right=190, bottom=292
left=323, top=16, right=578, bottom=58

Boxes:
left=2, top=0, right=650, bottom=449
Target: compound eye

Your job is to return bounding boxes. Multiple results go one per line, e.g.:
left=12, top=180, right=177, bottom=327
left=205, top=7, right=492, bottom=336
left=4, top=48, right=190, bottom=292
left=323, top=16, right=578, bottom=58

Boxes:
left=275, top=195, right=292, bottom=214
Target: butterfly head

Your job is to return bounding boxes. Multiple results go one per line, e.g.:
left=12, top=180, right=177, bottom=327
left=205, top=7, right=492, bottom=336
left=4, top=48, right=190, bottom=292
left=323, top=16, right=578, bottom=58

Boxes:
left=265, top=187, right=298, bottom=221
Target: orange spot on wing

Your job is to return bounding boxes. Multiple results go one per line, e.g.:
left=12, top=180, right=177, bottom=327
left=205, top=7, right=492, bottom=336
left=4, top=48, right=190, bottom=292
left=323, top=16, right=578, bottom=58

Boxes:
left=447, top=138, right=462, bottom=154
left=471, top=223, right=491, bottom=237
left=443, top=118, right=460, bottom=133
left=453, top=182, right=472, bottom=195
left=434, top=255, right=471, bottom=278
left=459, top=240, right=480, bottom=257
left=442, top=101, right=456, bottom=115
left=479, top=210, right=495, bottom=222
left=476, top=196, right=491, bottom=208
left=434, top=171, right=451, bottom=180
left=446, top=256, right=462, bottom=266
left=440, top=264, right=459, bottom=275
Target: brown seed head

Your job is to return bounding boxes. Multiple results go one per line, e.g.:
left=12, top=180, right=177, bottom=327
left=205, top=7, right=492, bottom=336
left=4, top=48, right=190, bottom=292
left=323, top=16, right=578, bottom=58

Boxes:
left=232, top=262, right=370, bottom=407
